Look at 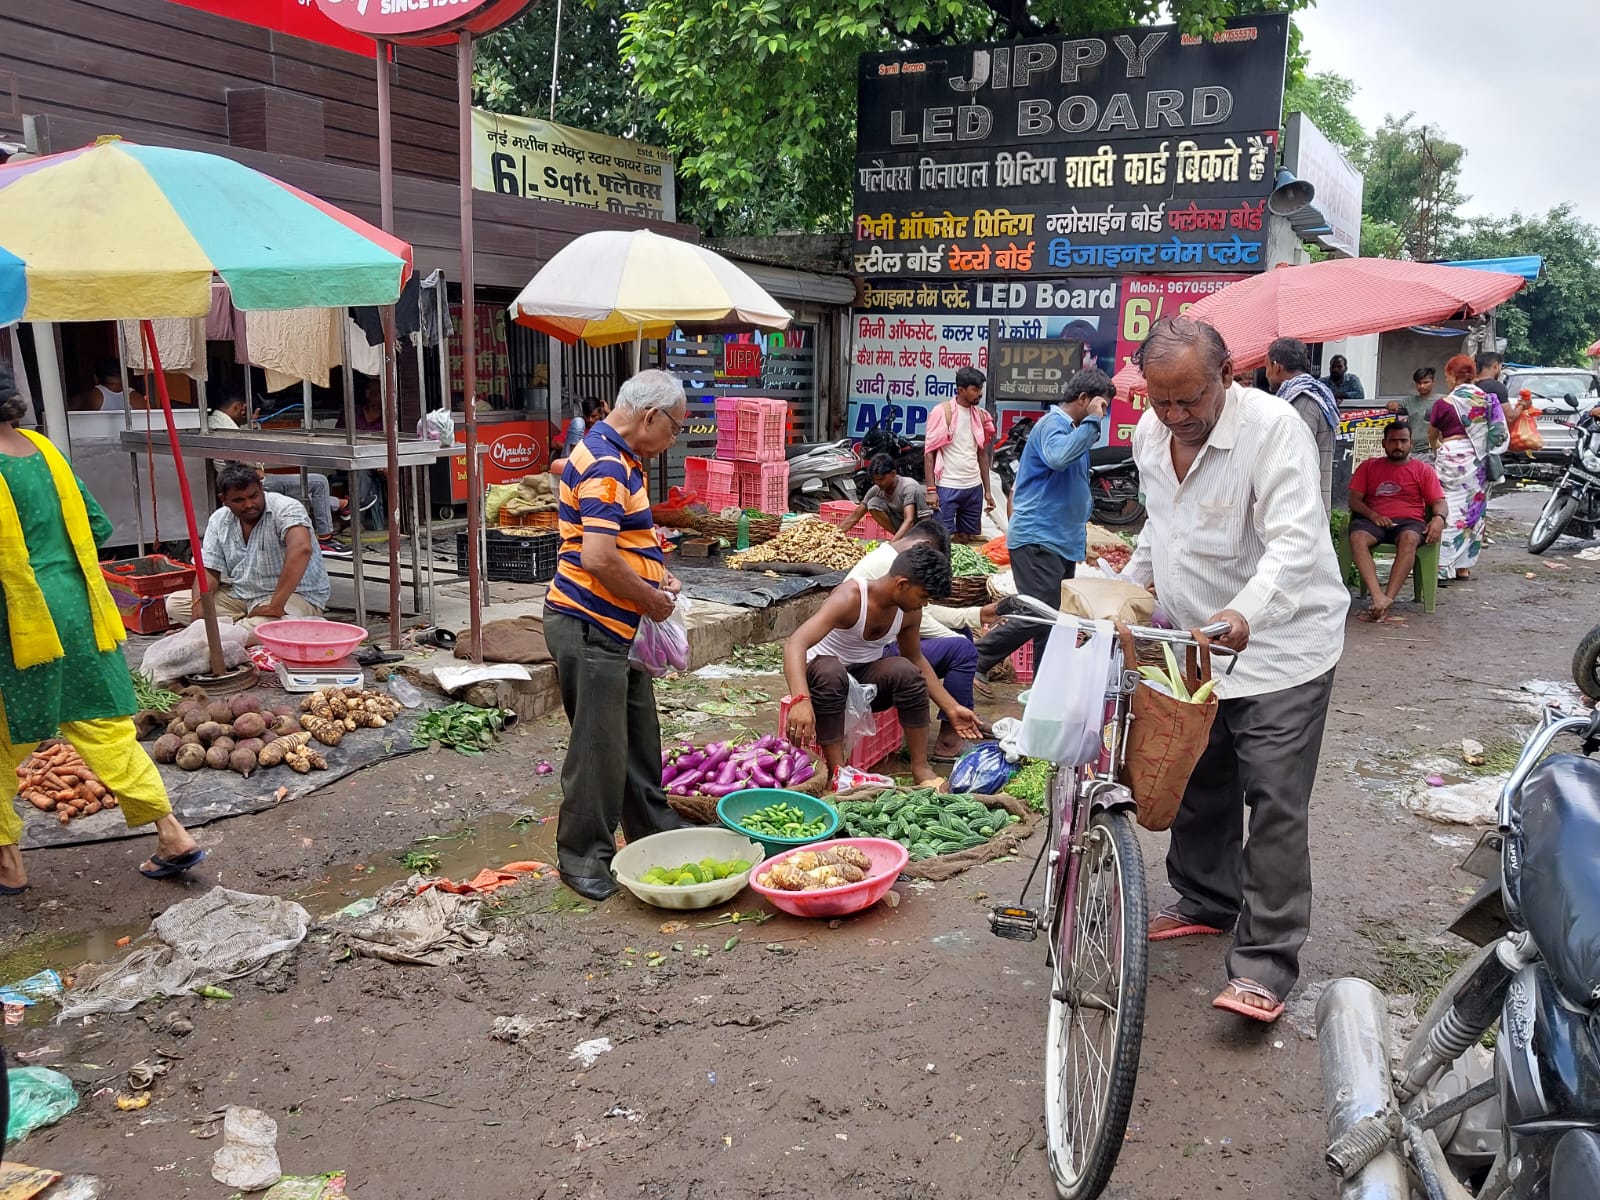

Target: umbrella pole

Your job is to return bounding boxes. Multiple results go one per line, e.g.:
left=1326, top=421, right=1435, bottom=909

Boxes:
left=140, top=320, right=225, bottom=677
left=457, top=30, right=483, bottom=662
left=633, top=324, right=642, bottom=374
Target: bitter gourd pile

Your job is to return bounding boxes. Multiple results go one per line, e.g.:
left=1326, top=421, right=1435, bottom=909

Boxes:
left=837, top=788, right=1019, bottom=861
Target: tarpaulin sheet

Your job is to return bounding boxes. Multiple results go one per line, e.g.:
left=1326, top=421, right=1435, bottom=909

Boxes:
left=671, top=563, right=845, bottom=609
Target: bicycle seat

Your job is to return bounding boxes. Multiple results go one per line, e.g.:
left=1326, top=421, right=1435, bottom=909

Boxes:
left=1519, top=753, right=1600, bottom=1007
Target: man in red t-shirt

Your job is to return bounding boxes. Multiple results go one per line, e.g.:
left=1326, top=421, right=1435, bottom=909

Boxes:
left=1348, top=421, right=1447, bottom=621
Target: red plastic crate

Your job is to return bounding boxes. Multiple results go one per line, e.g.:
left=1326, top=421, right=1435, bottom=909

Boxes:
left=735, top=397, right=788, bottom=462
left=818, top=499, right=875, bottom=540
left=1010, top=639, right=1035, bottom=684
left=736, top=459, right=789, bottom=515
left=703, top=459, right=740, bottom=512
left=779, top=695, right=903, bottom=771
left=683, top=456, right=711, bottom=497
left=714, top=397, right=741, bottom=457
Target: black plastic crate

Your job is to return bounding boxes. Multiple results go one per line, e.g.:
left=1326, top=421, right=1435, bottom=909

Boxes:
left=455, top=529, right=558, bottom=584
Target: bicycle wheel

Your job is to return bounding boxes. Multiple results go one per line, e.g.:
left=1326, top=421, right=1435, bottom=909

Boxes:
left=1044, top=808, right=1149, bottom=1200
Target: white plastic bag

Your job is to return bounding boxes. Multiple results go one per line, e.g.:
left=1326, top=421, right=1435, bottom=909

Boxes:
left=842, top=674, right=879, bottom=752
left=139, top=618, right=251, bottom=683
left=417, top=408, right=454, bottom=448
left=991, top=716, right=1025, bottom=763
left=629, top=597, right=691, bottom=677
left=1019, top=620, right=1113, bottom=766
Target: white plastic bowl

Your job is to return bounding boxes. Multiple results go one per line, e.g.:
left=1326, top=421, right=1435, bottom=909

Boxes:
left=610, top=827, right=766, bottom=911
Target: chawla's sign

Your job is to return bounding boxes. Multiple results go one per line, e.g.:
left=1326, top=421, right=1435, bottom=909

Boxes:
left=314, top=0, right=535, bottom=43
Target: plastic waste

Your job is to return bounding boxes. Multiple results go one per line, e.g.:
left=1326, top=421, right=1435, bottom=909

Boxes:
left=386, top=676, right=423, bottom=709
left=0, top=969, right=64, bottom=1008
left=264, top=1173, right=347, bottom=1200
left=6, top=1065, right=80, bottom=1142
left=949, top=742, right=1014, bottom=794
left=211, top=1106, right=282, bottom=1192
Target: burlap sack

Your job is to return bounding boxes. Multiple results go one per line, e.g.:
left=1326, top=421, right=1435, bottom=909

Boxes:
left=830, top=787, right=1040, bottom=881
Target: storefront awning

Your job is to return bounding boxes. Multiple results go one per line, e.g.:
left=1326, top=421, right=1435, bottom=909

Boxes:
left=1434, top=255, right=1544, bottom=283
left=733, top=261, right=856, bottom=306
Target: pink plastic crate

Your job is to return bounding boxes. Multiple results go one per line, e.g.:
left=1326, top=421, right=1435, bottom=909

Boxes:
left=683, top=456, right=711, bottom=497
left=819, top=499, right=875, bottom=540
left=1010, top=639, right=1035, bottom=684
left=702, top=459, right=739, bottom=511
left=736, top=459, right=789, bottom=515
left=714, top=397, right=741, bottom=457
left=735, top=398, right=788, bottom=462
left=779, top=696, right=903, bottom=771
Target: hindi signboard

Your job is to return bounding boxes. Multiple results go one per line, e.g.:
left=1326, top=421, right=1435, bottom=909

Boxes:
left=990, top=338, right=1082, bottom=400
left=471, top=109, right=676, bottom=223
left=853, top=15, right=1289, bottom=277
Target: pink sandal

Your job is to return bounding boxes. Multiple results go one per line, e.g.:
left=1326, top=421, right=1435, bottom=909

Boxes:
left=1211, top=978, right=1284, bottom=1023
left=1147, top=907, right=1226, bottom=942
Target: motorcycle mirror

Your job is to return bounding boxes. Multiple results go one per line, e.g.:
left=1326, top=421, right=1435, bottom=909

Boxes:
left=1565, top=393, right=1580, bottom=409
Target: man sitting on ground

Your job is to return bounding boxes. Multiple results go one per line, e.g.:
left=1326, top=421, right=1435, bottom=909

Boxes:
left=840, top=452, right=930, bottom=539
left=170, top=462, right=331, bottom=639
left=785, top=545, right=982, bottom=785
left=846, top=517, right=1005, bottom=761
left=1348, top=421, right=1446, bottom=622
left=206, top=390, right=344, bottom=553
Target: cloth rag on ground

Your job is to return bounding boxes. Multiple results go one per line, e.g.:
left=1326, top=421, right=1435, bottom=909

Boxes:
left=61, top=887, right=310, bottom=1019
left=333, top=886, right=494, bottom=966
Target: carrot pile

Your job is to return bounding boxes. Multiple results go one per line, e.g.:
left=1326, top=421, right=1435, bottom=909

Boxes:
left=16, top=742, right=119, bottom=824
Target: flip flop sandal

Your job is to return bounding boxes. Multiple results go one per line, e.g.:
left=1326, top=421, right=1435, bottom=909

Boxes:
left=0, top=882, right=28, bottom=896
left=354, top=646, right=404, bottom=666
left=139, top=847, right=207, bottom=880
left=415, top=628, right=457, bottom=650
left=1212, top=978, right=1285, bottom=1023
left=1147, top=906, right=1226, bottom=942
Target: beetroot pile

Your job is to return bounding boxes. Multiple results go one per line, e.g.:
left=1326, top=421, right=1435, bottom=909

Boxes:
left=661, top=735, right=817, bottom=797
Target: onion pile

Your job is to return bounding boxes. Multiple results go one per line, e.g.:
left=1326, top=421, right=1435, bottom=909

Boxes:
left=661, top=735, right=817, bottom=797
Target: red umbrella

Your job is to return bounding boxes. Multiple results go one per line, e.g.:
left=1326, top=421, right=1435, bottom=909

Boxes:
left=1112, top=258, right=1526, bottom=399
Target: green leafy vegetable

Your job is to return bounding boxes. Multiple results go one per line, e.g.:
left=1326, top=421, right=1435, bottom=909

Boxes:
left=411, top=703, right=508, bottom=755
left=949, top=544, right=997, bottom=577
left=1004, top=760, right=1052, bottom=813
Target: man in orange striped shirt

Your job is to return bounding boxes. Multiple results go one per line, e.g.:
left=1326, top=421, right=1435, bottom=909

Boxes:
left=545, top=370, right=688, bottom=900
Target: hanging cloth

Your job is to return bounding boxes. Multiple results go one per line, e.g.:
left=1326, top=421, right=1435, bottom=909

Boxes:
left=245, top=307, right=344, bottom=392
left=120, top=317, right=207, bottom=382
left=419, top=270, right=454, bottom=347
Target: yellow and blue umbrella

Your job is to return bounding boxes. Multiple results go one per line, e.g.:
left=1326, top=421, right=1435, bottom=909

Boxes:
left=0, top=137, right=411, bottom=324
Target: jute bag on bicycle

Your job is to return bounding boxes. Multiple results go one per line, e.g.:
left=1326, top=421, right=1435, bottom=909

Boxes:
left=1115, top=622, right=1219, bottom=831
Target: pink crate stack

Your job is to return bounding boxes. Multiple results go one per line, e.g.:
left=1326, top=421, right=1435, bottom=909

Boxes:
left=735, top=397, right=788, bottom=462
left=714, top=397, right=741, bottom=457
left=1010, top=639, right=1035, bottom=683
left=736, top=459, right=790, bottom=515
left=683, top=457, right=710, bottom=497
left=779, top=695, right=903, bottom=771
left=703, top=458, right=740, bottom=512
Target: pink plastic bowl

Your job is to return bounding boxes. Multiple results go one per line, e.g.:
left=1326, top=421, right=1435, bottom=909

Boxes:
left=747, top=837, right=909, bottom=918
left=253, top=619, right=367, bottom=665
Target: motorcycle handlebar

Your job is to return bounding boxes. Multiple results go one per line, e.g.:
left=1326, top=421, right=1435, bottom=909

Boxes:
left=1499, top=706, right=1600, bottom=829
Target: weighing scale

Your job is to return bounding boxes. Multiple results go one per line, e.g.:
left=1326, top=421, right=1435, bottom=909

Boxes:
left=273, top=657, right=366, bottom=693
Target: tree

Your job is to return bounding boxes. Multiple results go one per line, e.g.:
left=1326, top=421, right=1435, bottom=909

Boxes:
left=620, top=0, right=1313, bottom=236
left=1282, top=69, right=1366, bottom=160
left=1445, top=205, right=1600, bottom=366
left=1361, top=115, right=1467, bottom=262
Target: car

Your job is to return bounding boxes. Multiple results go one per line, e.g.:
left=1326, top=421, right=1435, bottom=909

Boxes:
left=1504, top=367, right=1600, bottom=460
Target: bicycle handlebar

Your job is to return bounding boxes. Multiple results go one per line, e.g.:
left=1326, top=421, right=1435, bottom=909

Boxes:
left=1001, top=595, right=1237, bottom=669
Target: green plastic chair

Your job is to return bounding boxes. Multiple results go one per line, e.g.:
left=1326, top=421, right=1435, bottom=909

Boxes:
left=1330, top=510, right=1439, bottom=615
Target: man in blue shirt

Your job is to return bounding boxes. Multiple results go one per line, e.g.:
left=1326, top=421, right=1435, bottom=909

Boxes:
left=975, top=367, right=1111, bottom=676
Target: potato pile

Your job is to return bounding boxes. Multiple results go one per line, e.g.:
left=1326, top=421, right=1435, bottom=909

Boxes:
left=299, top=687, right=402, bottom=747
left=16, top=742, right=121, bottom=824
left=151, top=693, right=319, bottom=778
left=727, top=518, right=871, bottom=572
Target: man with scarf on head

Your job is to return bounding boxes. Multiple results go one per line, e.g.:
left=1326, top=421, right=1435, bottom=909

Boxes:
left=1264, top=337, right=1337, bottom=512
left=0, top=364, right=205, bottom=894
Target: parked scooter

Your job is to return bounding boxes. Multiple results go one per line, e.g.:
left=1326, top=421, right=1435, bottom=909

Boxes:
left=786, top=438, right=859, bottom=511
left=1089, top=459, right=1145, bottom=526
left=1527, top=397, right=1600, bottom=554
left=1316, top=704, right=1600, bottom=1200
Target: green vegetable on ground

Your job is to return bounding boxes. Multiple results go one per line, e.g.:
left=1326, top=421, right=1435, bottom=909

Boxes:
left=641, top=857, right=752, bottom=887
left=738, top=802, right=827, bottom=839
left=131, top=671, right=181, bottom=713
left=1004, top=759, right=1052, bottom=813
left=411, top=703, right=508, bottom=755
left=837, top=787, right=1020, bottom=861
left=949, top=544, right=997, bottom=577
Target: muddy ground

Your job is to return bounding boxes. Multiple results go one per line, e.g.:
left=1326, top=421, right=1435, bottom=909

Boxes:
left=2, top=487, right=1595, bottom=1199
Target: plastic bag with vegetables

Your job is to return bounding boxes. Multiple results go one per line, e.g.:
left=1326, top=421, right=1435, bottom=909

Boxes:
left=629, top=597, right=691, bottom=678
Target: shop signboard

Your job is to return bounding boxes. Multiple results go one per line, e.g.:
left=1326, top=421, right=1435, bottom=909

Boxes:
left=167, top=0, right=375, bottom=55
left=990, top=337, right=1082, bottom=401
left=449, top=419, right=554, bottom=501
left=313, top=0, right=533, bottom=43
left=1283, top=112, right=1364, bottom=259
left=471, top=109, right=675, bottom=222
left=723, top=342, right=763, bottom=378
left=1110, top=274, right=1244, bottom=376
left=852, top=15, right=1289, bottom=277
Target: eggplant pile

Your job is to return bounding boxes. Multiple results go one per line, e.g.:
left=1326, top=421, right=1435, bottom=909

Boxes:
left=661, top=735, right=817, bottom=797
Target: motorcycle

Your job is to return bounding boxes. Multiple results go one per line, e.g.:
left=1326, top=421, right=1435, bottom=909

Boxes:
left=1089, top=459, right=1145, bottom=527
left=786, top=438, right=859, bottom=512
left=1316, top=704, right=1600, bottom=1200
left=1527, top=398, right=1600, bottom=555
left=992, top=415, right=1036, bottom=500
left=852, top=405, right=925, bottom=500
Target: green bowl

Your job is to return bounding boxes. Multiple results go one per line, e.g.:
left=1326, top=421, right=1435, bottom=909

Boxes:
left=717, top=788, right=840, bottom=858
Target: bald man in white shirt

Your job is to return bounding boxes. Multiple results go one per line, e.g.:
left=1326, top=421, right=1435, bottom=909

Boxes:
left=1125, top=317, right=1349, bottom=1025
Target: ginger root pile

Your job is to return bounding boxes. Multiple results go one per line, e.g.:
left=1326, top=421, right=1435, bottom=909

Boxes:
left=756, top=845, right=873, bottom=891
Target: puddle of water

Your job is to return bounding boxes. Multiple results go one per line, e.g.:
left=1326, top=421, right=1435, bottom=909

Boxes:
left=300, top=802, right=561, bottom=919
left=1350, top=757, right=1471, bottom=791
left=0, top=920, right=151, bottom=983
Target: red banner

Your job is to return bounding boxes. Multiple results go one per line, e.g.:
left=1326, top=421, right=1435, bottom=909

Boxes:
left=723, top=343, right=762, bottom=379
left=451, top=420, right=554, bottom=501
left=166, top=0, right=376, bottom=56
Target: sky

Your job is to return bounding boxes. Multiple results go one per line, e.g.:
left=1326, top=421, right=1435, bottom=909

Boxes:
left=1294, top=0, right=1600, bottom=231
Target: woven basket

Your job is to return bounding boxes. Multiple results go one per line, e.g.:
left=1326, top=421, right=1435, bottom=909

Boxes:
left=651, top=505, right=705, bottom=531
left=697, top=513, right=781, bottom=546
left=937, top=575, right=991, bottom=606
left=666, top=754, right=828, bottom=825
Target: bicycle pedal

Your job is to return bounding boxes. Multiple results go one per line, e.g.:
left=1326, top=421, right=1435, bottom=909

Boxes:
left=988, top=905, right=1039, bottom=941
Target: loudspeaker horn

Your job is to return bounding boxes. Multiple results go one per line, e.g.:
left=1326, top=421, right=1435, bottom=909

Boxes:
left=1267, top=168, right=1316, bottom=216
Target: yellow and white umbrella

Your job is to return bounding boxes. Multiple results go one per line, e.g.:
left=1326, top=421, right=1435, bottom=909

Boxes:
left=507, top=228, right=791, bottom=348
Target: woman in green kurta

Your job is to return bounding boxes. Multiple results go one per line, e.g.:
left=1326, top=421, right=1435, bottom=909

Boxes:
left=0, top=363, right=204, bottom=894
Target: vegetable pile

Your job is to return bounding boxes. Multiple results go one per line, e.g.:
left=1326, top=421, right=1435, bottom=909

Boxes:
left=411, top=703, right=508, bottom=755
left=756, top=845, right=872, bottom=891
left=1004, top=759, right=1052, bottom=812
left=950, top=544, right=998, bottom=577
left=1141, top=645, right=1217, bottom=704
left=727, top=518, right=870, bottom=572
left=661, top=735, right=817, bottom=797
left=737, top=800, right=828, bottom=839
left=300, top=687, right=403, bottom=746
left=16, top=742, right=120, bottom=823
left=153, top=694, right=322, bottom=777
left=131, top=672, right=181, bottom=713
left=838, top=788, right=1020, bottom=860
left=641, top=857, right=753, bottom=887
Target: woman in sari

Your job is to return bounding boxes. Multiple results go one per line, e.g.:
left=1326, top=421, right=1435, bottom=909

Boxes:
left=1428, top=354, right=1508, bottom=581
left=0, top=364, right=205, bottom=895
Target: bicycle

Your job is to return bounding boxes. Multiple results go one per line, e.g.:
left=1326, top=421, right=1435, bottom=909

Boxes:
left=988, top=600, right=1235, bottom=1200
